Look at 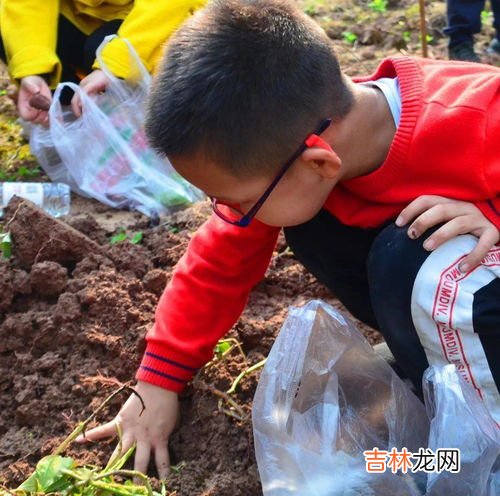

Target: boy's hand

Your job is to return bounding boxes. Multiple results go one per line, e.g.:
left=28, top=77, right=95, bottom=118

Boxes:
left=396, top=195, right=499, bottom=272
left=76, top=381, right=179, bottom=479
left=71, top=70, right=111, bottom=117
left=18, top=76, right=52, bottom=125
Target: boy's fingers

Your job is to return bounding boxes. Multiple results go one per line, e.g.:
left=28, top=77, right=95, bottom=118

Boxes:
left=460, top=229, right=500, bottom=273
left=108, top=434, right=135, bottom=465
left=396, top=195, right=449, bottom=226
left=406, top=206, right=450, bottom=239
left=134, top=441, right=151, bottom=476
left=406, top=202, right=475, bottom=239
left=75, top=420, right=118, bottom=442
left=422, top=217, right=472, bottom=251
left=154, top=444, right=170, bottom=480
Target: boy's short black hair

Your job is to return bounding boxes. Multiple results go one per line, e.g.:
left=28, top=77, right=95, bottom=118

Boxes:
left=146, top=0, right=353, bottom=178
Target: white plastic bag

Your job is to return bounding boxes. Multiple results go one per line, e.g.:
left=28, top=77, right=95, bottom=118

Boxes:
left=253, top=300, right=429, bottom=495
left=252, top=300, right=500, bottom=495
left=29, top=112, right=88, bottom=196
left=423, top=365, right=500, bottom=496
left=30, top=36, right=203, bottom=216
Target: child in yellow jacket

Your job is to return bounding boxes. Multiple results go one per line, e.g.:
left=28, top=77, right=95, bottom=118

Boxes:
left=0, top=0, right=206, bottom=123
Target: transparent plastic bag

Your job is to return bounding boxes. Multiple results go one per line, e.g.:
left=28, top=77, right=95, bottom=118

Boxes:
left=252, top=300, right=500, bottom=495
left=252, top=300, right=429, bottom=495
left=30, top=36, right=203, bottom=216
left=423, top=365, right=500, bottom=496
left=30, top=112, right=89, bottom=197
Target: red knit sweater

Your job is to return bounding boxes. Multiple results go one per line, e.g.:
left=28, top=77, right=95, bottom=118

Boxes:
left=136, top=56, right=500, bottom=392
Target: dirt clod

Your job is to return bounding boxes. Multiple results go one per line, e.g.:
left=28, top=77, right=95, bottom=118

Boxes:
left=30, top=261, right=68, bottom=296
left=5, top=196, right=104, bottom=269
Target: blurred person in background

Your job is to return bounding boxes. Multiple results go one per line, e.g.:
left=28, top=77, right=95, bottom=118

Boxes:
left=0, top=0, right=206, bottom=124
left=445, top=0, right=500, bottom=62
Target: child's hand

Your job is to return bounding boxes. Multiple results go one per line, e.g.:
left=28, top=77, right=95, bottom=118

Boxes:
left=18, top=76, right=52, bottom=125
left=396, top=195, right=499, bottom=272
left=76, top=381, right=179, bottom=479
left=71, top=70, right=111, bottom=117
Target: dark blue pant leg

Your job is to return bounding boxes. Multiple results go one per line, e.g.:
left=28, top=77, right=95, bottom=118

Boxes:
left=444, top=0, right=485, bottom=46
left=492, top=0, right=500, bottom=39
left=284, top=210, right=383, bottom=330
left=368, top=223, right=500, bottom=404
left=367, top=224, right=431, bottom=393
left=287, top=213, right=499, bottom=406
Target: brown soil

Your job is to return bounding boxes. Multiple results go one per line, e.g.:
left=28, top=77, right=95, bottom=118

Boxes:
left=1, top=0, right=498, bottom=493
left=0, top=197, right=381, bottom=494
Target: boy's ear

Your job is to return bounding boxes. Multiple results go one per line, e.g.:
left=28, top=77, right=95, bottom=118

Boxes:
left=300, top=147, right=341, bottom=179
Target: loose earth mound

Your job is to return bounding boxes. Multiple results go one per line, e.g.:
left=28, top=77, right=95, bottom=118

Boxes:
left=0, top=197, right=381, bottom=495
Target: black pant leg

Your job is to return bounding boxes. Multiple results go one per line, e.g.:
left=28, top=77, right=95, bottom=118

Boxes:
left=57, top=17, right=121, bottom=103
left=444, top=0, right=485, bottom=46
left=368, top=223, right=500, bottom=411
left=284, top=210, right=384, bottom=329
left=491, top=0, right=500, bottom=39
left=0, top=34, right=6, bottom=63
left=56, top=15, right=88, bottom=83
left=82, top=19, right=123, bottom=73
left=367, top=224, right=431, bottom=392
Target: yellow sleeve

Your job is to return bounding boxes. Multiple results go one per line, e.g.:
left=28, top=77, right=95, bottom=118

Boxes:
left=94, top=0, right=207, bottom=79
left=0, top=0, right=62, bottom=86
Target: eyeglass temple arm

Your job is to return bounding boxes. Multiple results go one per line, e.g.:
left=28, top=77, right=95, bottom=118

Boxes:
left=241, top=118, right=333, bottom=223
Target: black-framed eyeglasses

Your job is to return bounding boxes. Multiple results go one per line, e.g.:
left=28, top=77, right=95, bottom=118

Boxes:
left=211, top=117, right=333, bottom=227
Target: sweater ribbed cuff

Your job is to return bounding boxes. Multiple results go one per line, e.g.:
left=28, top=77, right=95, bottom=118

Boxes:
left=10, top=46, right=62, bottom=88
left=135, top=343, right=200, bottom=393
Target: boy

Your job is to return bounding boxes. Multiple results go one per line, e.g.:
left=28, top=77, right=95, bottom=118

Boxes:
left=77, top=0, right=500, bottom=479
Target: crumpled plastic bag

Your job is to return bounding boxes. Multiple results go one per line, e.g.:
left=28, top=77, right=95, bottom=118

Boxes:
left=30, top=35, right=203, bottom=217
left=424, top=365, right=500, bottom=496
left=252, top=300, right=499, bottom=495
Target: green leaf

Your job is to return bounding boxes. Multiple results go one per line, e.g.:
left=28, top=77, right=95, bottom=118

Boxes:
left=18, top=455, right=74, bottom=493
left=368, top=0, right=387, bottom=13
left=37, top=455, right=74, bottom=492
left=0, top=232, right=12, bottom=259
left=14, top=166, right=41, bottom=179
left=214, top=341, right=231, bottom=358
left=481, top=9, right=492, bottom=21
left=342, top=31, right=358, bottom=44
left=130, top=232, right=143, bottom=244
left=110, top=231, right=128, bottom=244
left=17, top=471, right=39, bottom=492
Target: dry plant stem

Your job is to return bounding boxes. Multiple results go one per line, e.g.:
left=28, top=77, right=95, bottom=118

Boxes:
left=193, top=379, right=247, bottom=420
left=53, top=384, right=144, bottom=455
left=226, top=359, right=267, bottom=395
left=418, top=0, right=428, bottom=57
left=4, top=202, right=22, bottom=230
left=216, top=400, right=246, bottom=421
left=104, top=421, right=125, bottom=471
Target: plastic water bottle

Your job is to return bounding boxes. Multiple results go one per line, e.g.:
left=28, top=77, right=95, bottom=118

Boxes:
left=0, top=182, right=71, bottom=218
